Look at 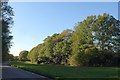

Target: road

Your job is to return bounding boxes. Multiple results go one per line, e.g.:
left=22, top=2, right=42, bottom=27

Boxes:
left=1, top=65, right=51, bottom=80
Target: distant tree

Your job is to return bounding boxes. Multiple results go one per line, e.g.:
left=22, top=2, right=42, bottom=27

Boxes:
left=1, top=2, right=14, bottom=61
left=14, top=56, right=18, bottom=61
left=37, top=43, right=47, bottom=63
left=28, top=44, right=43, bottom=63
left=19, top=50, right=28, bottom=61
left=8, top=54, right=14, bottom=61
left=27, top=47, right=37, bottom=62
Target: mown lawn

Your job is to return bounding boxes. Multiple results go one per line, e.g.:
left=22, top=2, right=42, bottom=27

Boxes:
left=9, top=61, right=120, bottom=80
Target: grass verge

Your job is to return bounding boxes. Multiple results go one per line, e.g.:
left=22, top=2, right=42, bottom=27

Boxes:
left=9, top=61, right=120, bottom=80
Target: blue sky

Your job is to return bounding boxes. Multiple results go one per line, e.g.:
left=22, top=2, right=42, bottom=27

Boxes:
left=9, top=2, right=118, bottom=56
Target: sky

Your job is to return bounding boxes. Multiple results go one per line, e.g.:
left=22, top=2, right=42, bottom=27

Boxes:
left=9, top=2, right=118, bottom=56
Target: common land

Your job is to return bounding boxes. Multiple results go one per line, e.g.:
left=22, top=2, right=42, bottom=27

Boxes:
left=9, top=61, right=120, bottom=80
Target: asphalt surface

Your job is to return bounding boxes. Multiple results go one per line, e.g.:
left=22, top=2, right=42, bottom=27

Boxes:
left=1, top=65, right=51, bottom=80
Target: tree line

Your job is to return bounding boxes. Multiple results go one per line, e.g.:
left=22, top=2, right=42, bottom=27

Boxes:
left=19, top=13, right=120, bottom=66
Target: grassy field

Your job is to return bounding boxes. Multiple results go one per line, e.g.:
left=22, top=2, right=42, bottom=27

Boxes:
left=9, top=61, right=120, bottom=80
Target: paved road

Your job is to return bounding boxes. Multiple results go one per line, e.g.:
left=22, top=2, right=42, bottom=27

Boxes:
left=1, top=65, right=51, bottom=80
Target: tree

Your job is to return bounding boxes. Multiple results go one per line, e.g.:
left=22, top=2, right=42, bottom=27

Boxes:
left=13, top=56, right=18, bottom=61
left=37, top=43, right=47, bottom=63
left=1, top=2, right=14, bottom=61
left=91, top=13, right=120, bottom=66
left=28, top=44, right=43, bottom=63
left=24, top=13, right=120, bottom=66
left=27, top=47, right=36, bottom=62
left=37, top=30, right=73, bottom=65
left=70, top=13, right=120, bottom=66
left=69, top=44, right=97, bottom=66
left=8, top=54, right=14, bottom=61
left=92, top=13, right=120, bottom=52
left=19, top=50, right=28, bottom=61
left=70, top=16, right=95, bottom=66
left=43, top=33, right=59, bottom=63
left=53, top=29, right=73, bottom=64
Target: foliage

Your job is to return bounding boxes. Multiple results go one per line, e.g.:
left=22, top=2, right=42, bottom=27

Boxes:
left=70, top=13, right=120, bottom=66
left=18, top=50, right=28, bottom=61
left=25, top=13, right=120, bottom=66
left=2, top=2, right=14, bottom=61
left=8, top=54, right=14, bottom=61
left=91, top=13, right=120, bottom=52
left=27, top=44, right=44, bottom=63
left=13, top=56, right=18, bottom=61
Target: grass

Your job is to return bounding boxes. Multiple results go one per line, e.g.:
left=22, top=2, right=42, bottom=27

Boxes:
left=9, top=61, right=120, bottom=80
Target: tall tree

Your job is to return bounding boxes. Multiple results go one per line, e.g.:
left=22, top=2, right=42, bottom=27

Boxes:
left=43, top=33, right=59, bottom=63
left=91, top=13, right=120, bottom=66
left=53, top=29, right=73, bottom=64
left=70, top=13, right=120, bottom=66
left=92, top=13, right=120, bottom=52
left=70, top=16, right=95, bottom=66
left=1, top=2, right=14, bottom=61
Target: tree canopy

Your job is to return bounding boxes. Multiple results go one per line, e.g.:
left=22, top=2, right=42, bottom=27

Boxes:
left=18, top=50, right=29, bottom=61
left=21, top=13, right=120, bottom=66
left=1, top=2, right=14, bottom=61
